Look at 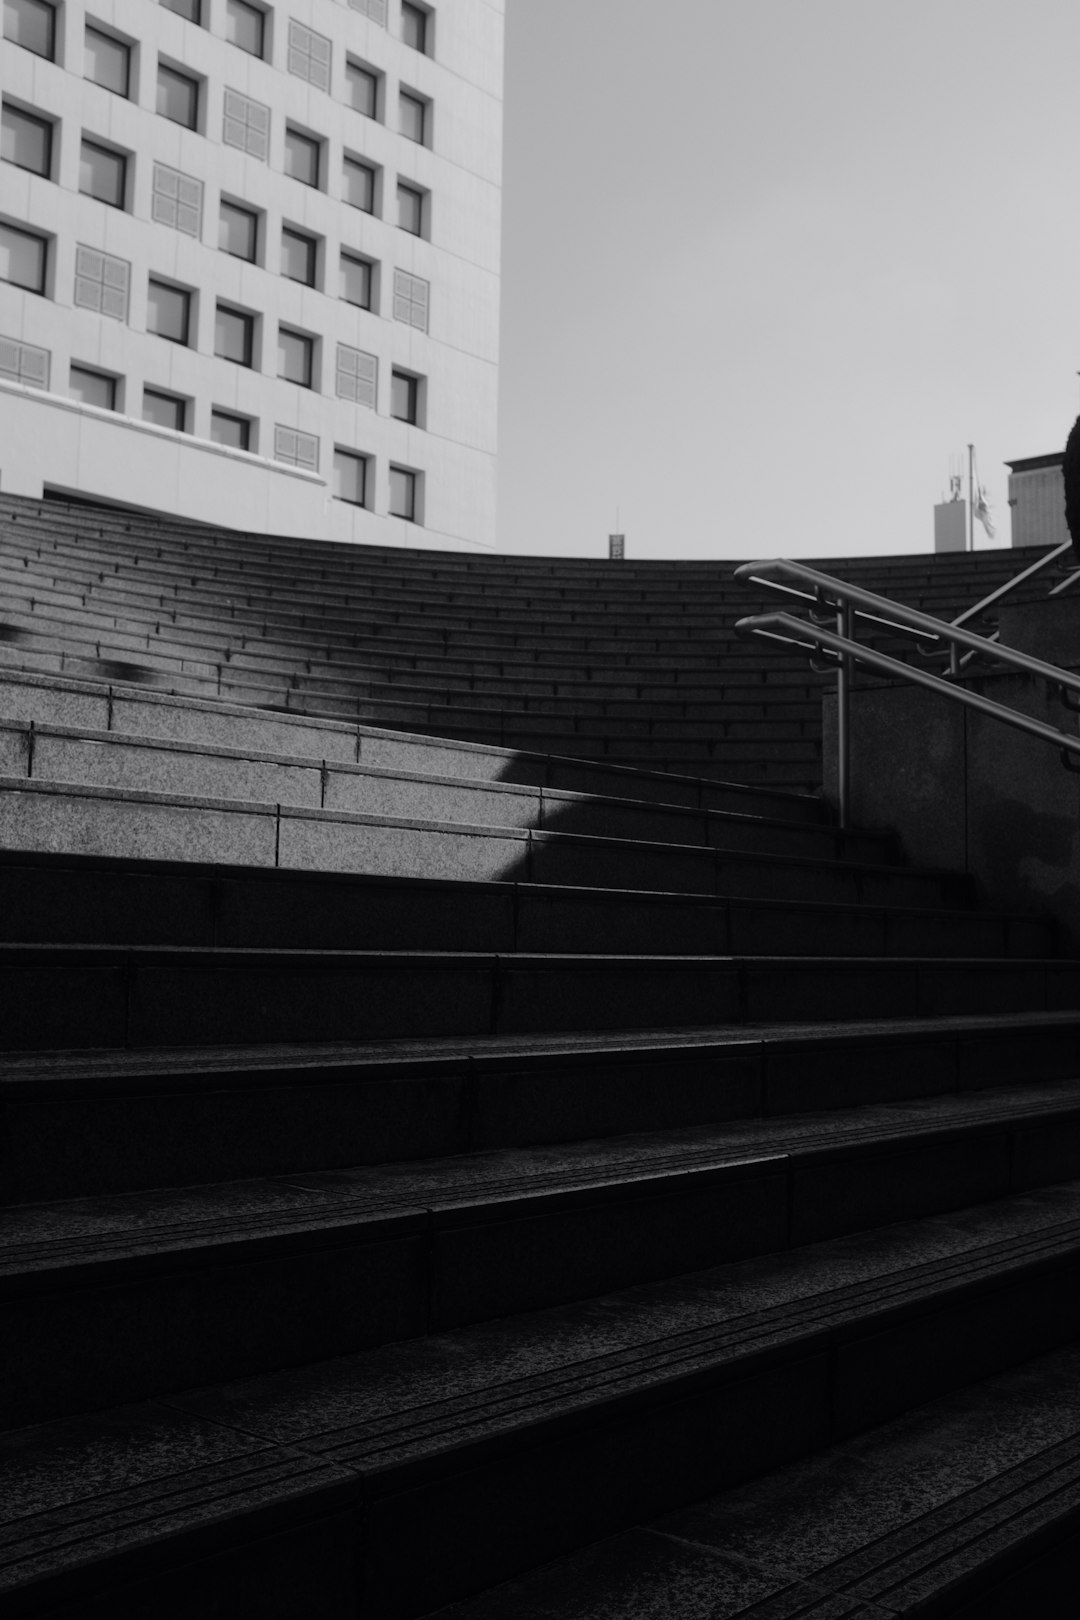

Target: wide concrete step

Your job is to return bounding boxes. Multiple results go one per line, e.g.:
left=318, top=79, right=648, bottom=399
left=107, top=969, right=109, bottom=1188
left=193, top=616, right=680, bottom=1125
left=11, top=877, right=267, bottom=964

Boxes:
left=3, top=940, right=1076, bottom=1052
left=5, top=1009, right=1076, bottom=1200
left=0, top=668, right=828, bottom=820
left=0, top=777, right=974, bottom=908
left=5, top=1181, right=1080, bottom=1617
left=7, top=1081, right=1080, bottom=1430
left=435, top=1339, right=1080, bottom=1620
left=0, top=719, right=883, bottom=863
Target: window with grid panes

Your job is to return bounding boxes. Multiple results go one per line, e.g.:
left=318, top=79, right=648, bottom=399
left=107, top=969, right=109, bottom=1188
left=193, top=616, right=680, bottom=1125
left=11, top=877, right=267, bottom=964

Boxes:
left=143, top=389, right=186, bottom=431
left=85, top=27, right=131, bottom=96
left=222, top=90, right=270, bottom=159
left=0, top=335, right=49, bottom=387
left=147, top=280, right=191, bottom=345
left=69, top=366, right=116, bottom=410
left=226, top=0, right=264, bottom=57
left=392, top=268, right=429, bottom=332
left=335, top=344, right=376, bottom=406
left=215, top=304, right=254, bottom=366
left=79, top=140, right=127, bottom=209
left=74, top=246, right=129, bottom=318
left=346, top=61, right=379, bottom=118
left=278, top=328, right=314, bottom=388
left=0, top=222, right=47, bottom=293
left=157, top=64, right=199, bottom=128
left=287, top=20, right=331, bottom=89
left=3, top=0, right=55, bottom=57
left=281, top=228, right=317, bottom=287
left=340, top=252, right=373, bottom=310
left=1, top=105, right=52, bottom=175
left=274, top=425, right=318, bottom=469
left=284, top=127, right=320, bottom=187
left=219, top=199, right=258, bottom=261
left=152, top=164, right=203, bottom=237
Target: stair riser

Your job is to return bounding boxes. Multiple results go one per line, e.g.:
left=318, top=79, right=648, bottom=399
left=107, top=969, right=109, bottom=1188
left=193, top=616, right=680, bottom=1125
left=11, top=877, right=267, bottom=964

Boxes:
left=6, top=953, right=1074, bottom=1051
left=10, top=1118, right=1080, bottom=1429
left=7, top=1024, right=1079, bottom=1202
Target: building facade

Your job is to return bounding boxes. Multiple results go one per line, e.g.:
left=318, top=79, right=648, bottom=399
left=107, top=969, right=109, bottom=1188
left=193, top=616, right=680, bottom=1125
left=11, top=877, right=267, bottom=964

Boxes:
left=1005, top=452, right=1068, bottom=550
left=0, top=0, right=503, bottom=548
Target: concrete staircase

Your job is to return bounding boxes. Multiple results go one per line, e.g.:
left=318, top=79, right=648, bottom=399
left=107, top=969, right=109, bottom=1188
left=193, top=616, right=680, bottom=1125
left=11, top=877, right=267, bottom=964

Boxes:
left=2, top=497, right=1080, bottom=1616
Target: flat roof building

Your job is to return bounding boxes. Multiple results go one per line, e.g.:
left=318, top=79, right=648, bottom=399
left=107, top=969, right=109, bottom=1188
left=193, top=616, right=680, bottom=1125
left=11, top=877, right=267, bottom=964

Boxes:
left=1006, top=451, right=1068, bottom=550
left=0, top=0, right=503, bottom=548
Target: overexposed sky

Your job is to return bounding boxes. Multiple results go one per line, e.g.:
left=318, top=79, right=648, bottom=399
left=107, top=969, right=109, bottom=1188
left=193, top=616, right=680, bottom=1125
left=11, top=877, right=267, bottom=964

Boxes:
left=496, top=0, right=1080, bottom=558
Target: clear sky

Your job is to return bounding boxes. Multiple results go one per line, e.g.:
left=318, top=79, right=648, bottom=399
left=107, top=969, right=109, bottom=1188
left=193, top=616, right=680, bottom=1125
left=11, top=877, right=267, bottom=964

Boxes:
left=495, top=0, right=1080, bottom=559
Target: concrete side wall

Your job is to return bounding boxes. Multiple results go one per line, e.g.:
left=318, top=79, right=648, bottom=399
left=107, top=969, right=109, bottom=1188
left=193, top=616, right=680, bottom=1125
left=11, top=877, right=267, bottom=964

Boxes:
left=1008, top=465, right=1069, bottom=551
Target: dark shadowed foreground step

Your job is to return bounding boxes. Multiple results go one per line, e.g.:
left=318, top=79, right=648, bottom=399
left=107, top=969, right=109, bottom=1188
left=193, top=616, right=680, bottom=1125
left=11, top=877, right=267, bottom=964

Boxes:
left=5, top=1012, right=1080, bottom=1201
left=429, top=1340, right=1080, bottom=1620
left=5, top=1184, right=1080, bottom=1618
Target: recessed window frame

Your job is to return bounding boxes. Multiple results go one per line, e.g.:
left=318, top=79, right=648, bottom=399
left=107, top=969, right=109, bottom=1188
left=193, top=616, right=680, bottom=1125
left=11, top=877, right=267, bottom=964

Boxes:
left=401, top=1, right=430, bottom=55
left=284, top=125, right=322, bottom=189
left=159, top=0, right=202, bottom=23
left=156, top=61, right=201, bottom=130
left=146, top=277, right=193, bottom=346
left=399, top=88, right=429, bottom=147
left=396, top=180, right=426, bottom=238
left=143, top=386, right=188, bottom=433
left=278, top=325, right=315, bottom=390
left=345, top=58, right=381, bottom=120
left=390, top=368, right=422, bottom=427
left=211, top=408, right=254, bottom=451
left=1, top=103, right=54, bottom=178
left=225, top=0, right=265, bottom=58
left=389, top=464, right=421, bottom=523
left=3, top=0, right=56, bottom=60
left=219, top=197, right=260, bottom=264
left=0, top=219, right=49, bottom=295
left=84, top=23, right=132, bottom=98
left=214, top=301, right=256, bottom=368
left=281, top=225, right=318, bottom=288
left=79, top=137, right=129, bottom=210
left=69, top=364, right=119, bottom=412
left=343, top=154, right=378, bottom=215
left=333, top=447, right=370, bottom=508
left=340, top=249, right=375, bottom=312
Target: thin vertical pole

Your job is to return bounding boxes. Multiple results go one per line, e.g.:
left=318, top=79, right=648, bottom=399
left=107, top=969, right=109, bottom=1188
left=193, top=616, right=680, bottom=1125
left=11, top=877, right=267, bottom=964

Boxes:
left=967, top=444, right=975, bottom=553
left=836, top=601, right=852, bottom=830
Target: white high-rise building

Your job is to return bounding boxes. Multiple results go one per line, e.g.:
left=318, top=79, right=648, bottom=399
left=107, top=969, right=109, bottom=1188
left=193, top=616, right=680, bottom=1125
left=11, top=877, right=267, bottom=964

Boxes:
left=0, top=0, right=503, bottom=548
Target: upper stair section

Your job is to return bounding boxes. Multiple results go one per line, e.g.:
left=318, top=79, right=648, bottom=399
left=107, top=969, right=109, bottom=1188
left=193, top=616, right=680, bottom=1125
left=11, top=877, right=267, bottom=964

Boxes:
left=0, top=494, right=1059, bottom=793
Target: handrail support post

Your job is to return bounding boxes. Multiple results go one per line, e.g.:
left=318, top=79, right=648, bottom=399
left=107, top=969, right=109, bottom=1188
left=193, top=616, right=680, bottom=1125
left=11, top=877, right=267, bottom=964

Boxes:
left=836, top=602, right=852, bottom=830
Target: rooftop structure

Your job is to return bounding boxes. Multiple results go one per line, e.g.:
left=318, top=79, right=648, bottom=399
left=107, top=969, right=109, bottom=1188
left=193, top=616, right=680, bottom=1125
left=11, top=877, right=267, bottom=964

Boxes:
left=0, top=0, right=503, bottom=548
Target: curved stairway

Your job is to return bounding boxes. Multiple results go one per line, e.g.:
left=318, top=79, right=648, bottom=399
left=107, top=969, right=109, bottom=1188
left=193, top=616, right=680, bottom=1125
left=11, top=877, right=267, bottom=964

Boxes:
left=1, top=497, right=1079, bottom=1617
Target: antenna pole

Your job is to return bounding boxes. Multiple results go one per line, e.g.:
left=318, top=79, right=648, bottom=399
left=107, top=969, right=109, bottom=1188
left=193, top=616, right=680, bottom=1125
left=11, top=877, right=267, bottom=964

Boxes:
left=967, top=444, right=974, bottom=552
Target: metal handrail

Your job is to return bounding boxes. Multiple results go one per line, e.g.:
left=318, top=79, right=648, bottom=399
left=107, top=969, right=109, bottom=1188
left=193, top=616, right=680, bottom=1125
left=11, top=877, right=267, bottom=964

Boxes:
left=949, top=539, right=1073, bottom=631
left=732, top=557, right=1080, bottom=698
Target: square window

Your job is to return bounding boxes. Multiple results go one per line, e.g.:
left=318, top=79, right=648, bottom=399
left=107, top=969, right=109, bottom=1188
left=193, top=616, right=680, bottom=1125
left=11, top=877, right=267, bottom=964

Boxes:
left=401, top=2, right=428, bottom=54
left=225, top=0, right=264, bottom=57
left=397, top=182, right=424, bottom=237
left=85, top=26, right=131, bottom=97
left=70, top=365, right=117, bottom=410
left=3, top=0, right=55, bottom=59
left=281, top=227, right=317, bottom=287
left=399, top=91, right=426, bottom=145
left=279, top=327, right=313, bottom=388
left=333, top=449, right=368, bottom=507
left=0, top=336, right=48, bottom=387
left=346, top=61, right=379, bottom=119
left=284, top=127, right=320, bottom=188
left=159, top=0, right=201, bottom=21
left=219, top=199, right=258, bottom=262
left=147, top=279, right=191, bottom=345
left=343, top=156, right=376, bottom=213
left=389, top=465, right=418, bottom=521
left=75, top=245, right=129, bottom=319
left=391, top=370, right=419, bottom=425
left=151, top=163, right=203, bottom=236
left=287, top=19, right=331, bottom=90
left=0, top=220, right=47, bottom=293
left=157, top=65, right=199, bottom=129
left=1, top=106, right=52, bottom=177
left=79, top=140, right=127, bottom=209
left=223, top=90, right=270, bottom=160
left=143, top=388, right=186, bottom=432
left=211, top=409, right=251, bottom=450
left=340, top=251, right=373, bottom=310
left=215, top=303, right=254, bottom=366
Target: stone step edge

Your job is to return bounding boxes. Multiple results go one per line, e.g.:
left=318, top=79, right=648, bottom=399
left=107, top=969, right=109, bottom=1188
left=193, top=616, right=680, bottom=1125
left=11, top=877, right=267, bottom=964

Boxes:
left=0, top=670, right=825, bottom=815
left=0, top=720, right=876, bottom=851
left=4, top=1185, right=1080, bottom=1614
left=5, top=1081, right=1078, bottom=1283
